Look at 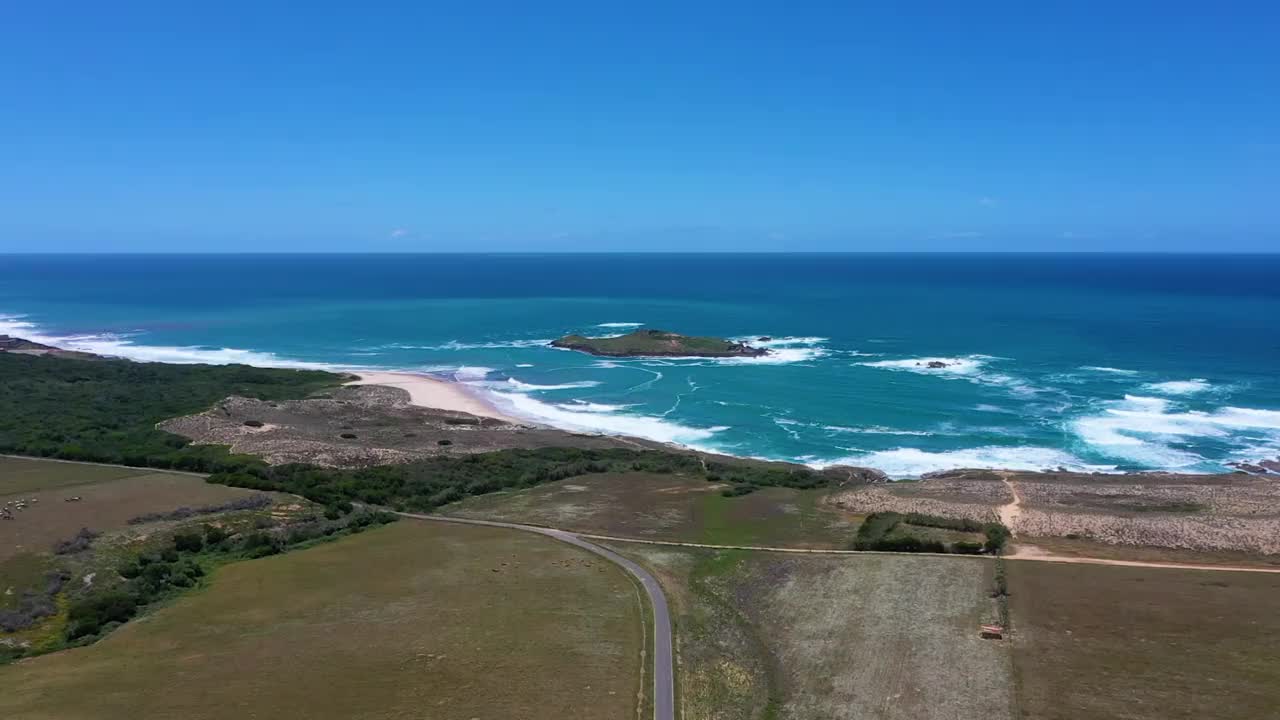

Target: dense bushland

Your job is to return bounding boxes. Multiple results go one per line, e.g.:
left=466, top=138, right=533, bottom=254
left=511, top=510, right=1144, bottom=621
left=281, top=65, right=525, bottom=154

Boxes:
left=209, top=448, right=833, bottom=512
left=0, top=353, right=340, bottom=471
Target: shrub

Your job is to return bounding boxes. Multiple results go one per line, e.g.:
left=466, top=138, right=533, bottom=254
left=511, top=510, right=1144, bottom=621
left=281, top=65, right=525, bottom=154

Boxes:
left=853, top=512, right=903, bottom=549
left=902, top=513, right=985, bottom=533
left=204, top=524, right=229, bottom=545
left=951, top=541, right=985, bottom=555
left=0, top=571, right=69, bottom=632
left=160, top=548, right=179, bottom=563
left=243, top=420, right=265, bottom=428
left=983, top=523, right=1012, bottom=554
left=437, top=439, right=453, bottom=446
left=129, top=494, right=272, bottom=525
left=67, top=591, right=139, bottom=639
left=173, top=532, right=204, bottom=553
left=721, top=484, right=757, bottom=497
left=339, top=432, right=357, bottom=439
left=53, top=527, right=100, bottom=555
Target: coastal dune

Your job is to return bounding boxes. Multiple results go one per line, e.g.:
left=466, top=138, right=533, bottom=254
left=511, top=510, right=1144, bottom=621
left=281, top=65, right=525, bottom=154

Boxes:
left=346, top=372, right=520, bottom=423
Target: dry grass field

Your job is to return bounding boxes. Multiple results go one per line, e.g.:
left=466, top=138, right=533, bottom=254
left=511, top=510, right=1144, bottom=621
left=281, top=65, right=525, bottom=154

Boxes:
left=447, top=471, right=860, bottom=548
left=1007, top=560, right=1280, bottom=719
left=832, top=476, right=1008, bottom=522
left=0, top=520, right=645, bottom=720
left=834, top=470, right=1280, bottom=557
left=0, top=458, right=258, bottom=563
left=612, top=545, right=1013, bottom=720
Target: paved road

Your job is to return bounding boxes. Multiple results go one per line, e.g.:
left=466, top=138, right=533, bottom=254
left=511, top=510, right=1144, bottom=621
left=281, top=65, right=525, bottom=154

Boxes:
left=396, top=511, right=675, bottom=720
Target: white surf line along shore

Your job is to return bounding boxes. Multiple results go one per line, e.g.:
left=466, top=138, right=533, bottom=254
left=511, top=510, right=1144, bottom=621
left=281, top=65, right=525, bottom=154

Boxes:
left=346, top=371, right=523, bottom=423
left=396, top=511, right=675, bottom=720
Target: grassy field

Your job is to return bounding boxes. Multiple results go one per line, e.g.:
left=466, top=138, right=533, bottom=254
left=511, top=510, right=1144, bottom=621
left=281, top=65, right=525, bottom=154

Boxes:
left=1, top=456, right=257, bottom=563
left=0, top=520, right=646, bottom=720
left=0, top=456, right=151, bottom=494
left=611, top=545, right=1013, bottom=720
left=447, top=471, right=861, bottom=548
left=1007, top=561, right=1280, bottom=720
left=1015, top=535, right=1280, bottom=569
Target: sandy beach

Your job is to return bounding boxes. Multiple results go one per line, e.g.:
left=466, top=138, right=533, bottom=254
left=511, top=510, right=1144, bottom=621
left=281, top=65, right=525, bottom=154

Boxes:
left=347, top=372, right=522, bottom=423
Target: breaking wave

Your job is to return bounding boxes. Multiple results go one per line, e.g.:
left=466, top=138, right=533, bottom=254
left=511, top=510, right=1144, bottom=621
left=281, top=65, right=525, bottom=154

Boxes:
left=1142, top=379, right=1212, bottom=395
left=482, top=389, right=726, bottom=447
left=1070, top=395, right=1280, bottom=469
left=818, top=446, right=1107, bottom=478
left=382, top=338, right=552, bottom=351
left=555, top=401, right=635, bottom=413
left=822, top=425, right=934, bottom=437
left=857, top=354, right=1037, bottom=396
left=0, top=314, right=334, bottom=369
left=596, top=322, right=643, bottom=328
left=1080, top=365, right=1139, bottom=375
left=504, top=378, right=603, bottom=392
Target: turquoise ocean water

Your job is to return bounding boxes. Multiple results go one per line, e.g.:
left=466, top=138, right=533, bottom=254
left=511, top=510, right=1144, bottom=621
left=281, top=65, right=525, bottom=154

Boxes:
left=2, top=253, right=1278, bottom=477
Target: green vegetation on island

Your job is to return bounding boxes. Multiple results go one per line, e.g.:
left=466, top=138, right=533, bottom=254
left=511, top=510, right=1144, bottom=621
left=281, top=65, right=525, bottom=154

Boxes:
left=550, top=328, right=768, bottom=357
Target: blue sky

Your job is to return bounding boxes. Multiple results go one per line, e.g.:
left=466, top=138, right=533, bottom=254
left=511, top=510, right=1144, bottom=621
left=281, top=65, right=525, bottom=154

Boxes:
left=1, top=2, right=1277, bottom=252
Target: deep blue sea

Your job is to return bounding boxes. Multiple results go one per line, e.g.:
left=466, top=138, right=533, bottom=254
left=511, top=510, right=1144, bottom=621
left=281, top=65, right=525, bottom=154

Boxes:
left=3, top=253, right=1279, bottom=477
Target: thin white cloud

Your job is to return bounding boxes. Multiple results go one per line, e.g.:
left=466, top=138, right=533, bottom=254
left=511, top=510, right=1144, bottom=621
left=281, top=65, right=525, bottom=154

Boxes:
left=388, top=228, right=409, bottom=238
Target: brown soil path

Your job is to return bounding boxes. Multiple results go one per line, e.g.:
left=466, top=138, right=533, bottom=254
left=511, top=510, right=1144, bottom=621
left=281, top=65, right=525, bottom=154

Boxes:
left=996, top=470, right=1022, bottom=533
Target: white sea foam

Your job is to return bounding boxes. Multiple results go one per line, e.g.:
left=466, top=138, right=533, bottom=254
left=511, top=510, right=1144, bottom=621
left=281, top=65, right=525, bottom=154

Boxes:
left=515, top=363, right=535, bottom=368
left=716, top=346, right=828, bottom=365
left=734, top=335, right=828, bottom=348
left=484, top=390, right=725, bottom=446
left=596, top=322, right=643, bottom=328
left=859, top=355, right=988, bottom=376
left=504, top=378, right=602, bottom=392
left=822, top=425, right=934, bottom=437
left=818, top=446, right=1107, bottom=477
left=0, top=314, right=334, bottom=369
left=556, top=401, right=634, bottom=413
left=857, top=354, right=1037, bottom=396
left=1142, top=379, right=1211, bottom=395
left=974, top=404, right=1016, bottom=414
left=391, top=338, right=552, bottom=351
left=773, top=417, right=803, bottom=440
left=452, top=366, right=495, bottom=381
left=1081, top=366, right=1139, bottom=375
left=1070, top=395, right=1280, bottom=468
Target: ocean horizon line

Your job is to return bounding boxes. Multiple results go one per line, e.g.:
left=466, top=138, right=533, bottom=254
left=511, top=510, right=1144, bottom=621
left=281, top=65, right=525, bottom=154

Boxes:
left=4, top=250, right=1280, bottom=257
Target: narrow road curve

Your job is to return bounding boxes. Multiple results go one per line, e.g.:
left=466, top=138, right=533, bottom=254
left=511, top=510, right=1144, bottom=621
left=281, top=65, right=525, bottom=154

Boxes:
left=396, top=511, right=675, bottom=720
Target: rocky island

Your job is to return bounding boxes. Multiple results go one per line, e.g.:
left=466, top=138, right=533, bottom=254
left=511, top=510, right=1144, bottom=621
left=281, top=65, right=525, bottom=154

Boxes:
left=550, top=329, right=769, bottom=358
